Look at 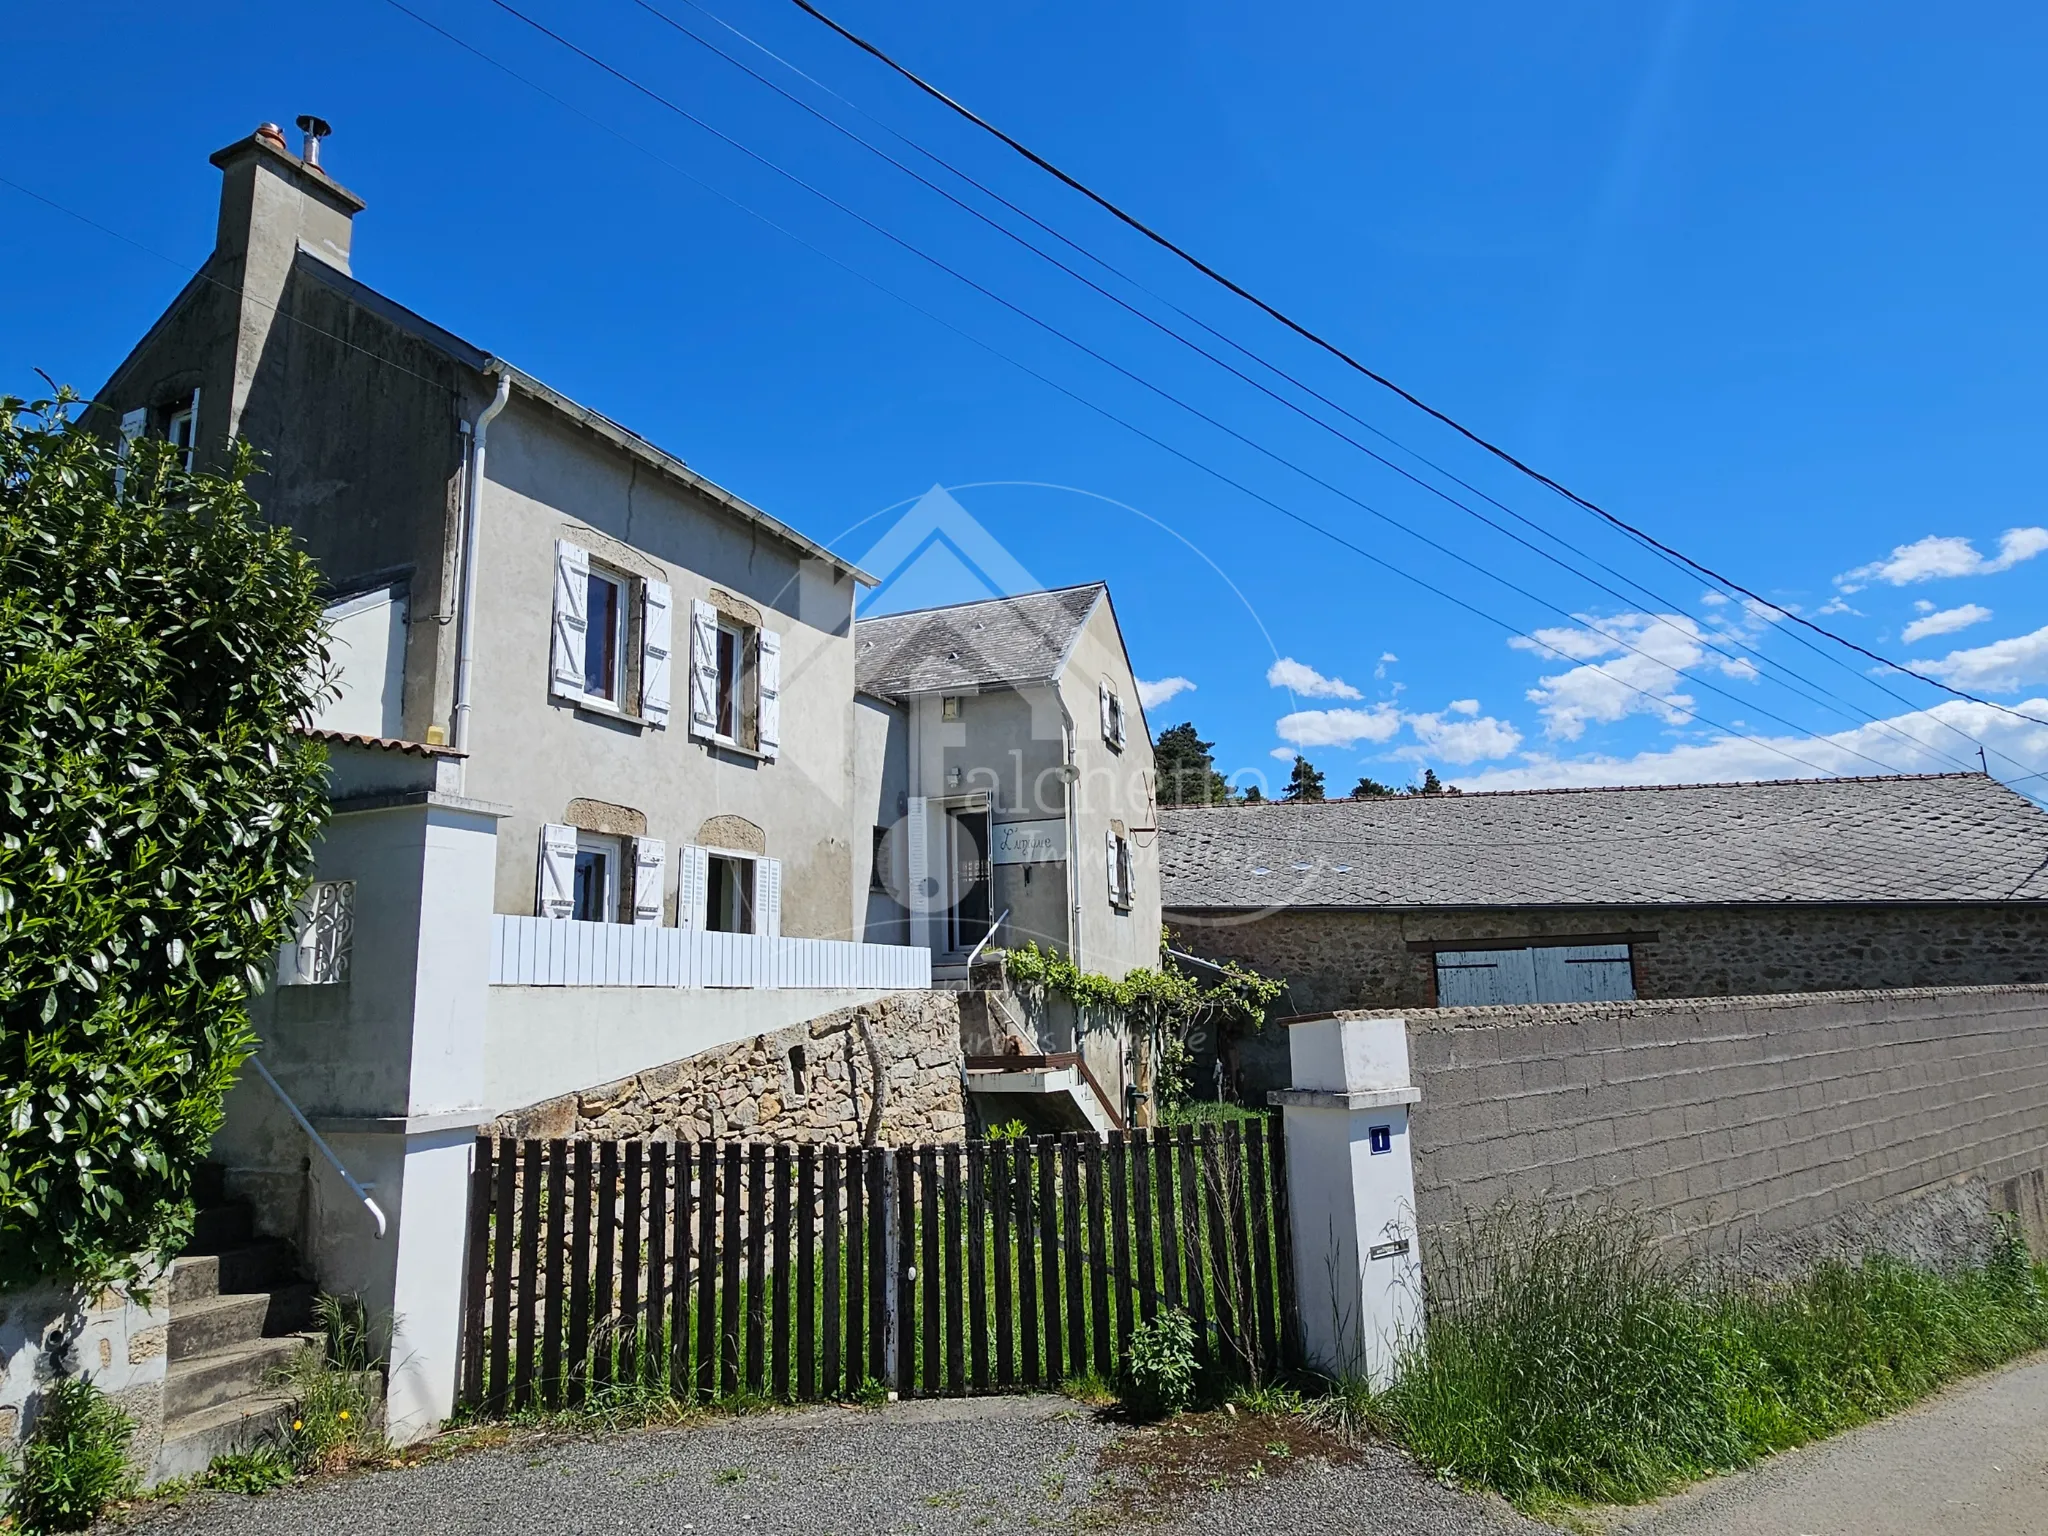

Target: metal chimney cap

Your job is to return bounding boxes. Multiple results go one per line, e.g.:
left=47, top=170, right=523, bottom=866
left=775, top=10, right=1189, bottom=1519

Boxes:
left=296, top=114, right=332, bottom=139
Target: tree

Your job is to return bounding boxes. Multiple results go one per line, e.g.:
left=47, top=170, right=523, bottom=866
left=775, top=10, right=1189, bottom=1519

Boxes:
left=1153, top=721, right=1231, bottom=806
left=1407, top=768, right=1460, bottom=796
left=1283, top=755, right=1326, bottom=802
left=1240, top=783, right=1264, bottom=804
left=1352, top=775, right=1397, bottom=799
left=0, top=397, right=332, bottom=1291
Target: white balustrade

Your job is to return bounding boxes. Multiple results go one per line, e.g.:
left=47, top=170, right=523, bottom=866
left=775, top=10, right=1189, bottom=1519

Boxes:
left=488, top=914, right=931, bottom=991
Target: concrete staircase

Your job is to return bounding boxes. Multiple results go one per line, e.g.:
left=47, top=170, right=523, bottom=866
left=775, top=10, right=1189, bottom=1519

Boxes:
left=154, top=1169, right=319, bottom=1481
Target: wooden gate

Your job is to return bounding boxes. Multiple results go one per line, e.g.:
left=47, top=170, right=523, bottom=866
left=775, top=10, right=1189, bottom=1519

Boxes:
left=458, top=1123, right=1297, bottom=1412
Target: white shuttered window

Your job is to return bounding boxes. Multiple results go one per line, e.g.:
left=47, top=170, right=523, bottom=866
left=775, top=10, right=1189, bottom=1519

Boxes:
left=758, top=856, right=783, bottom=940
left=631, top=836, right=667, bottom=926
left=537, top=823, right=579, bottom=919
left=641, top=580, right=673, bottom=727
left=756, top=630, right=782, bottom=759
left=549, top=541, right=591, bottom=701
left=677, top=843, right=711, bottom=928
left=688, top=600, right=720, bottom=739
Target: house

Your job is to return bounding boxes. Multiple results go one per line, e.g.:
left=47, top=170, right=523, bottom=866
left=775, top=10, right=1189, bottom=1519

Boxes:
left=852, top=586, right=1162, bottom=1130
left=1162, top=773, right=2048, bottom=1094
left=83, top=120, right=953, bottom=1459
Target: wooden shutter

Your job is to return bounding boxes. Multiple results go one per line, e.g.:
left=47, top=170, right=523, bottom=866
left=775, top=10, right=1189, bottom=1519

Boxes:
left=676, top=843, right=710, bottom=928
left=756, top=629, right=782, bottom=759
left=1099, top=679, right=1114, bottom=742
left=537, top=823, right=578, bottom=919
left=688, top=599, right=720, bottom=739
left=115, top=407, right=146, bottom=495
left=1111, top=692, right=1127, bottom=749
left=631, top=837, right=667, bottom=926
left=1116, top=836, right=1133, bottom=906
left=758, top=856, right=782, bottom=940
left=1105, top=829, right=1120, bottom=905
left=640, top=580, right=673, bottom=727
left=550, top=540, right=590, bottom=701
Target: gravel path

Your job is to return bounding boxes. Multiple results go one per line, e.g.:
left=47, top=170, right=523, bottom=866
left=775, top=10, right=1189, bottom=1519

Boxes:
left=113, top=1395, right=1556, bottom=1536
left=1610, top=1349, right=2048, bottom=1536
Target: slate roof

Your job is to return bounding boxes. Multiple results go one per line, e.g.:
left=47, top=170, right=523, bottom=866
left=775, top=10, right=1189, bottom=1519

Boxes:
left=855, top=584, right=1105, bottom=699
left=1159, top=774, right=2048, bottom=909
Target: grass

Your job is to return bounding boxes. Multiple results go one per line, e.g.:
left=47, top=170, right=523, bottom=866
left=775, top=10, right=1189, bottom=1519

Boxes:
left=2, top=1376, right=135, bottom=1534
left=1157, top=1100, right=1269, bottom=1128
left=1370, top=1203, right=2048, bottom=1512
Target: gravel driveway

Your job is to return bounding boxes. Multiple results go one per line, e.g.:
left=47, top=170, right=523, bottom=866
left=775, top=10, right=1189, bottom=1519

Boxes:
left=113, top=1395, right=1557, bottom=1536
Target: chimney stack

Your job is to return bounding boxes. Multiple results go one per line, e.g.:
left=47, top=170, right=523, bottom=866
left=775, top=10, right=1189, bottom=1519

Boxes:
left=296, top=114, right=332, bottom=168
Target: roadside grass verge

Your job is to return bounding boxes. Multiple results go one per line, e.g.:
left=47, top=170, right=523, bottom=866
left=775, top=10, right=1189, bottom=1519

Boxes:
left=1371, top=1203, right=2048, bottom=1513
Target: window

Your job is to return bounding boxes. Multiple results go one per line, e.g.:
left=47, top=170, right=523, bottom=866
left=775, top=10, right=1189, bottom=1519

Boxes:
left=1105, top=829, right=1135, bottom=911
left=688, top=600, right=781, bottom=757
left=715, top=621, right=745, bottom=738
left=1099, top=679, right=1127, bottom=750
left=164, top=395, right=199, bottom=471
left=571, top=832, right=625, bottom=923
left=549, top=540, right=673, bottom=725
left=706, top=853, right=756, bottom=933
left=870, top=825, right=890, bottom=894
left=582, top=569, right=626, bottom=701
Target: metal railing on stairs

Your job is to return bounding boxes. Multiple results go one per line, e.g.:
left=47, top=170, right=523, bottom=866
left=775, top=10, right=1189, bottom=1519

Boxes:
left=249, top=1056, right=387, bottom=1238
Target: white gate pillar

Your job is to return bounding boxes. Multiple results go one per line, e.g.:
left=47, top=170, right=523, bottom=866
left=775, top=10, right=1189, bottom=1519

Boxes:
left=1271, top=1013, right=1423, bottom=1386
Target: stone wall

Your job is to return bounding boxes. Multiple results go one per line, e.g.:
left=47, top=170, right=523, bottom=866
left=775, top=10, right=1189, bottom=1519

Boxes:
left=1387, top=983, right=2048, bottom=1275
left=1176, top=902, right=2048, bottom=1094
left=0, top=1274, right=168, bottom=1476
left=489, top=990, right=965, bottom=1146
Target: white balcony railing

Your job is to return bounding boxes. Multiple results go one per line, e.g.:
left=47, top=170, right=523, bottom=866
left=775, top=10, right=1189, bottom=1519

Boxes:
left=489, top=914, right=931, bottom=991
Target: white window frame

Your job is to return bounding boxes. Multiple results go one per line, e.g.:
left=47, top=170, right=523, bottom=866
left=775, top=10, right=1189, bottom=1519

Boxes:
left=714, top=619, right=747, bottom=743
left=705, top=850, right=757, bottom=934
left=572, top=831, right=627, bottom=923
left=164, top=393, right=199, bottom=472
left=581, top=566, right=630, bottom=707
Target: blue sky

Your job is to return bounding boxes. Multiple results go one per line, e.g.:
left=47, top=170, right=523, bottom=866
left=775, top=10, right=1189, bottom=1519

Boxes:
left=7, top=1, right=2048, bottom=796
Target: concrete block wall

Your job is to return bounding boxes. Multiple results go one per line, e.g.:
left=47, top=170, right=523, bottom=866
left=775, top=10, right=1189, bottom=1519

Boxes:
left=1390, top=983, right=2048, bottom=1274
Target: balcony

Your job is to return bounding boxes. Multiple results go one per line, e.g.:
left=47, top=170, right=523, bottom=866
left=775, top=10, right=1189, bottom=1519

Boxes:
left=488, top=914, right=931, bottom=991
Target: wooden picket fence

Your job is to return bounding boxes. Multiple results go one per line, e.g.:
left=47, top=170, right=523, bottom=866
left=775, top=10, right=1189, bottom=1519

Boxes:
left=458, top=1123, right=1297, bottom=1412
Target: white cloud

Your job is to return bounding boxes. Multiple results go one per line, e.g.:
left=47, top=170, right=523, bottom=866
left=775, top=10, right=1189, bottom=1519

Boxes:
left=1900, top=604, right=1993, bottom=645
left=1836, top=528, right=2048, bottom=590
left=1136, top=675, right=1195, bottom=709
left=1453, top=697, right=2048, bottom=793
left=1401, top=709, right=1523, bottom=764
left=1269, top=747, right=1298, bottom=761
left=1816, top=596, right=1858, bottom=617
left=1914, top=600, right=1936, bottom=613
left=1266, top=657, right=1362, bottom=699
left=1446, top=699, right=1480, bottom=716
left=1911, top=624, right=2048, bottom=693
left=1509, top=611, right=1757, bottom=741
left=1275, top=705, right=1402, bottom=747
left=1380, top=652, right=1399, bottom=663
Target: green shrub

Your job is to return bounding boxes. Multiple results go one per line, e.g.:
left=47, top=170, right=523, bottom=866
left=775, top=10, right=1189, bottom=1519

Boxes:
left=200, top=1446, right=293, bottom=1494
left=3, top=1376, right=137, bottom=1533
left=1378, top=1203, right=2048, bottom=1510
left=1118, top=1309, right=1199, bottom=1421
left=0, top=397, right=332, bottom=1292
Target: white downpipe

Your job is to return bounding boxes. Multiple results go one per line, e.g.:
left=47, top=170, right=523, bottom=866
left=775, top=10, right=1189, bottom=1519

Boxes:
left=1058, top=699, right=1082, bottom=970
left=451, top=371, right=512, bottom=778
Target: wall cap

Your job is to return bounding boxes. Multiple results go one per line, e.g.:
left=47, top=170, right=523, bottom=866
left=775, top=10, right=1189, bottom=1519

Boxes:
left=1268, top=1086, right=1421, bottom=1110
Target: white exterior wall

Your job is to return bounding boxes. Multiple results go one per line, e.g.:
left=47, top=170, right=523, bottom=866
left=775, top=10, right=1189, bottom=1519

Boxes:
left=465, top=399, right=862, bottom=939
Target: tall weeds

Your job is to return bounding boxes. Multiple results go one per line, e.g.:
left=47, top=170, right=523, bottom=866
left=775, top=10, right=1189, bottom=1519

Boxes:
left=1377, top=1204, right=2048, bottom=1508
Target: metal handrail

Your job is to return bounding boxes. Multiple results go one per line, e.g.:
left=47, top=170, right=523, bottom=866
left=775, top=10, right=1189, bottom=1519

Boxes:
left=965, top=907, right=1010, bottom=973
left=249, top=1056, right=388, bottom=1238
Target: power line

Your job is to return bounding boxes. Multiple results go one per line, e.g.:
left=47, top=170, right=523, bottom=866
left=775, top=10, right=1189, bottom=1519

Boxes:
left=780, top=0, right=2048, bottom=737
left=464, top=0, right=1930, bottom=780
left=633, top=0, right=1995, bottom=780
left=375, top=0, right=1892, bottom=782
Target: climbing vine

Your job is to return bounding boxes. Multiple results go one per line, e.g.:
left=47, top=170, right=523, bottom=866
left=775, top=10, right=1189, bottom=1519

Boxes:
left=999, top=935, right=1284, bottom=1110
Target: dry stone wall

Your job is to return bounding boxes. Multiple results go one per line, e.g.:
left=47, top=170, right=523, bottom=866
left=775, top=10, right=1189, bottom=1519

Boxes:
left=489, top=990, right=966, bottom=1146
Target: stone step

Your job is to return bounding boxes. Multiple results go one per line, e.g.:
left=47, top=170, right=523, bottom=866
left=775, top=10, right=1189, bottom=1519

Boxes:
left=164, top=1334, right=317, bottom=1418
left=169, top=1240, right=301, bottom=1306
left=169, top=1285, right=317, bottom=1363
left=186, top=1203, right=255, bottom=1255
left=152, top=1392, right=296, bottom=1484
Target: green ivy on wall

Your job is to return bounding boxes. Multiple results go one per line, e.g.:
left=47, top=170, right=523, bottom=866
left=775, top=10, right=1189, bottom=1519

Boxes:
left=0, top=397, right=332, bottom=1292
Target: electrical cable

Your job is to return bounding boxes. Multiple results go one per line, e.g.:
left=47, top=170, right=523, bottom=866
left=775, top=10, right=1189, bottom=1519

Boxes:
left=781, top=0, right=2048, bottom=736
left=622, top=0, right=1996, bottom=779
left=467, top=0, right=1927, bottom=779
